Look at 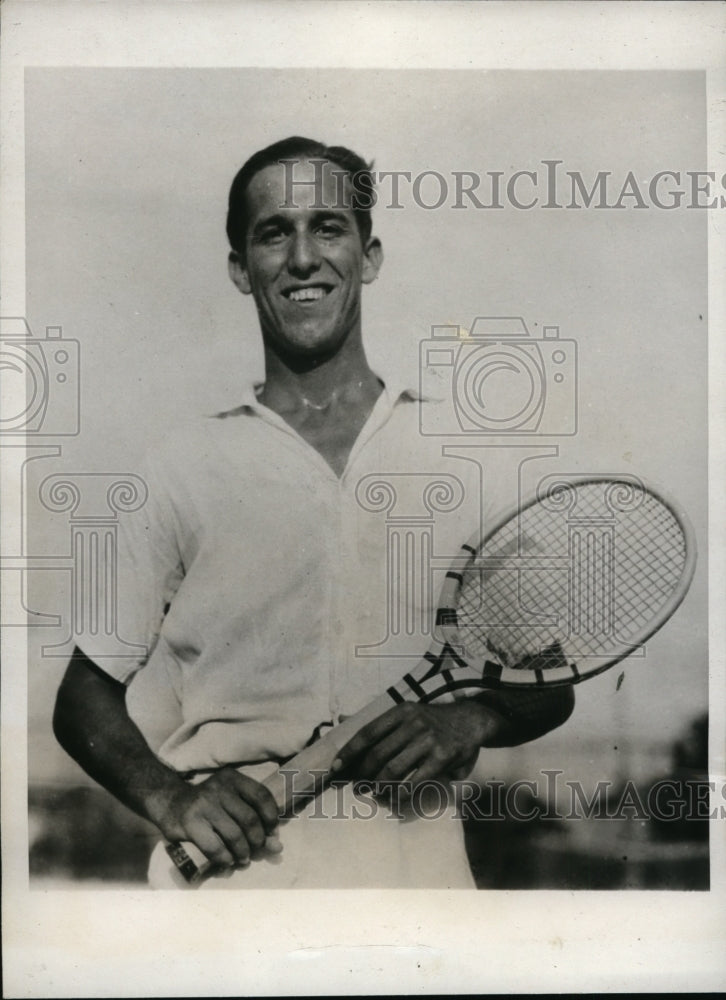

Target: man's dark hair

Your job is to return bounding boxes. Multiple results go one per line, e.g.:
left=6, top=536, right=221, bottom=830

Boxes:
left=226, top=136, right=375, bottom=256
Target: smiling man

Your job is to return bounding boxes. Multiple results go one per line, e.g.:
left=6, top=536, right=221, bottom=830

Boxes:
left=225, top=142, right=385, bottom=478
left=53, top=137, right=574, bottom=889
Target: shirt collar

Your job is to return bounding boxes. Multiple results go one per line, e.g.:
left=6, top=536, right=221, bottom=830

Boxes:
left=212, top=366, right=435, bottom=421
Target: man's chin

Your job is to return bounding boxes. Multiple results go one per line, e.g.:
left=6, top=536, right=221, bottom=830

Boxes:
left=264, top=325, right=349, bottom=362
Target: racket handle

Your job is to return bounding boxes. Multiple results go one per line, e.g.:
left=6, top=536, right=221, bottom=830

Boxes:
left=269, top=694, right=392, bottom=803
left=165, top=692, right=392, bottom=886
left=164, top=839, right=211, bottom=887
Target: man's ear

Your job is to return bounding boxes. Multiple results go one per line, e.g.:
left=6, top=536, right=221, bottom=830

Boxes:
left=228, top=251, right=252, bottom=295
left=361, top=237, right=383, bottom=285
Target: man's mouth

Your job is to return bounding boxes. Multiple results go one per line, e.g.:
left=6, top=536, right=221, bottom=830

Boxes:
left=284, top=285, right=332, bottom=303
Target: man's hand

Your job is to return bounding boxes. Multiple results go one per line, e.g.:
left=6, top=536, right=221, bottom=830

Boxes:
left=149, top=767, right=282, bottom=870
left=331, top=701, right=499, bottom=789
left=54, top=649, right=283, bottom=873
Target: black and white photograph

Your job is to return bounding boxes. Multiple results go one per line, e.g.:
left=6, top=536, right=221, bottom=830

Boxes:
left=2, top=1, right=725, bottom=995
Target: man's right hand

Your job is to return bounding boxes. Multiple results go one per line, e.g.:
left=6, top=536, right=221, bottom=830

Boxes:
left=53, top=649, right=283, bottom=873
left=150, top=767, right=282, bottom=870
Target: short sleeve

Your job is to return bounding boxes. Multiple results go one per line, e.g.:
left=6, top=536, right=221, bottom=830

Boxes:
left=75, top=450, right=185, bottom=684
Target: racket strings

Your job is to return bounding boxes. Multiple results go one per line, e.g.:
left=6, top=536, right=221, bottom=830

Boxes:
left=603, top=494, right=686, bottom=640
left=453, top=483, right=689, bottom=670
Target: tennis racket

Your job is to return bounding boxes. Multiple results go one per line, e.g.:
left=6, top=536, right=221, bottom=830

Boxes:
left=166, top=475, right=697, bottom=885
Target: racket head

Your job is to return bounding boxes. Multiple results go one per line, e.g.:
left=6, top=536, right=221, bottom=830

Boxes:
left=435, top=476, right=697, bottom=687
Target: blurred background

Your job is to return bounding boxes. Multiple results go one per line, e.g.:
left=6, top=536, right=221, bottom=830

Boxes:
left=19, top=68, right=708, bottom=888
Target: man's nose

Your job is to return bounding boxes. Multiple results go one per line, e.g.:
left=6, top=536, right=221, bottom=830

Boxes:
left=288, top=230, right=321, bottom=274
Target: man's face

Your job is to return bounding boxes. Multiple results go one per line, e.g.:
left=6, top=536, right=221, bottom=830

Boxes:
left=229, top=158, right=382, bottom=360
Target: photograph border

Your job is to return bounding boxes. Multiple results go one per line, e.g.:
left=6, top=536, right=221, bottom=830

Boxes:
left=2, top=2, right=725, bottom=996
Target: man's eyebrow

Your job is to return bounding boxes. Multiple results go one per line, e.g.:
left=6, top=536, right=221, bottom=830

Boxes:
left=250, top=213, right=289, bottom=236
left=251, top=209, right=353, bottom=236
left=309, top=210, right=352, bottom=223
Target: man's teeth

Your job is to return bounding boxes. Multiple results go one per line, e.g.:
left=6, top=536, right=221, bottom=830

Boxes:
left=288, top=287, right=326, bottom=302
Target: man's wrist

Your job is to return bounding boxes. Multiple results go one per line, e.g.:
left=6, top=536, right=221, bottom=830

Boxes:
left=468, top=697, right=514, bottom=747
left=123, top=759, right=190, bottom=831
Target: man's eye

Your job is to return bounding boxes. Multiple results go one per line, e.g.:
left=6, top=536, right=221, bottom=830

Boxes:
left=316, top=223, right=345, bottom=238
left=256, top=228, right=285, bottom=245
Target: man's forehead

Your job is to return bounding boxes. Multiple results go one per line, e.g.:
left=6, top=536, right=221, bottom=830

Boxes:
left=245, top=157, right=355, bottom=217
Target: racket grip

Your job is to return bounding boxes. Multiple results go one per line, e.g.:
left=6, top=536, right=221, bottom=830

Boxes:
left=164, top=839, right=212, bottom=887
left=165, top=695, right=391, bottom=886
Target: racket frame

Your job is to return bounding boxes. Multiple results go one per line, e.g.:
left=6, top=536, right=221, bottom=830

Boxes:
left=431, top=475, right=698, bottom=687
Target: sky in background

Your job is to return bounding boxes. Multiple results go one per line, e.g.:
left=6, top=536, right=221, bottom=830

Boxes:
left=22, top=68, right=708, bottom=794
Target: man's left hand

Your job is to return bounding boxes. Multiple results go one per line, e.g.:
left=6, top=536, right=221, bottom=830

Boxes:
left=332, top=701, right=501, bottom=788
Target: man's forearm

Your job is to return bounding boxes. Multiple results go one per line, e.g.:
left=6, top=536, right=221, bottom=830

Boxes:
left=53, top=648, right=188, bottom=829
left=54, top=649, right=282, bottom=868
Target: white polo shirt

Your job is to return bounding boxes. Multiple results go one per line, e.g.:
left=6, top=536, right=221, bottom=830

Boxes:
left=83, top=373, right=508, bottom=888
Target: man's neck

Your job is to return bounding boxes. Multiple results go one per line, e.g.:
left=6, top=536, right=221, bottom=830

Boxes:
left=259, top=338, right=380, bottom=417
left=257, top=339, right=385, bottom=478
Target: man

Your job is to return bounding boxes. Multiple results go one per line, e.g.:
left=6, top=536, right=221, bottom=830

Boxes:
left=53, top=136, right=574, bottom=888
